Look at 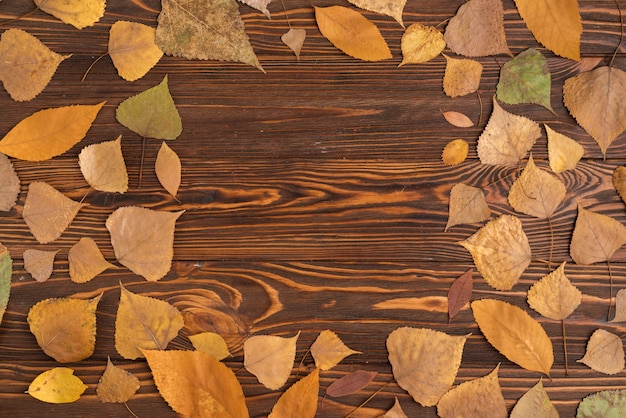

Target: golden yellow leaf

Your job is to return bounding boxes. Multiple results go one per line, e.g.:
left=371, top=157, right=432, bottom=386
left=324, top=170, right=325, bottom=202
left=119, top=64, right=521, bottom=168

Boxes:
left=546, top=124, right=584, bottom=173
left=446, top=183, right=491, bottom=232
left=458, top=215, right=530, bottom=290
left=0, top=153, right=19, bottom=211
left=189, top=332, right=231, bottom=360
left=441, top=111, right=473, bottom=128
left=244, top=332, right=300, bottom=390
left=27, top=294, right=102, bottom=363
left=23, top=248, right=58, bottom=282
left=386, top=327, right=467, bottom=407
left=69, top=237, right=116, bottom=283
left=310, top=329, right=361, bottom=370
left=0, top=102, right=104, bottom=161
left=22, top=182, right=87, bottom=244
left=443, top=55, right=483, bottom=98
left=609, top=289, right=626, bottom=322
left=143, top=349, right=249, bottom=418
left=570, top=205, right=626, bottom=265
left=613, top=166, right=626, bottom=205
left=34, top=0, right=105, bottom=29
left=379, top=397, right=408, bottom=418
left=437, top=365, right=506, bottom=418
left=268, top=369, right=319, bottom=418
left=477, top=97, right=541, bottom=166
left=0, top=29, right=70, bottom=102
left=527, top=262, right=582, bottom=320
left=115, top=284, right=184, bottom=359
left=281, top=28, right=306, bottom=60
left=347, top=0, right=406, bottom=27
left=96, top=357, right=140, bottom=403
left=155, top=141, right=181, bottom=198
left=578, top=329, right=625, bottom=375
left=28, top=367, right=87, bottom=404
left=472, top=299, right=554, bottom=376
left=442, top=139, right=469, bottom=166
left=79, top=135, right=128, bottom=193
left=109, top=21, right=163, bottom=82
left=314, top=6, right=391, bottom=62
left=399, top=24, right=445, bottom=66
left=510, top=379, right=558, bottom=418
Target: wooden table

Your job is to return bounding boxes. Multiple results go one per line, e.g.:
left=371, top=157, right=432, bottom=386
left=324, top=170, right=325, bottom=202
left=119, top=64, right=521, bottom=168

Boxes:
left=0, top=0, right=625, bottom=416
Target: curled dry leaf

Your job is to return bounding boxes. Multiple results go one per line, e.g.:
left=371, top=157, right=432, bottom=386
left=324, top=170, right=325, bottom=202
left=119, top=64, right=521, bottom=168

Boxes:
left=34, top=0, right=105, bottom=29
left=326, top=370, right=377, bottom=397
left=23, top=248, right=58, bottom=282
left=244, top=332, right=299, bottom=390
left=609, top=288, right=626, bottom=322
left=399, top=23, right=445, bottom=66
left=527, top=262, right=582, bottom=321
left=68, top=237, right=116, bottom=283
left=28, top=368, right=87, bottom=404
left=156, top=141, right=181, bottom=198
left=379, top=397, right=408, bottom=418
left=546, top=124, right=584, bottom=173
left=79, top=135, right=128, bottom=193
left=97, top=357, right=141, bottom=403
left=310, top=329, right=361, bottom=370
left=443, top=55, right=482, bottom=98
left=0, top=244, right=11, bottom=325
left=189, top=331, right=231, bottom=360
left=268, top=369, right=319, bottom=418
left=445, top=183, right=491, bottom=232
left=570, top=205, right=626, bottom=265
left=109, top=21, right=163, bottom=82
left=578, top=329, right=625, bottom=375
left=442, top=139, right=469, bottom=166
left=347, top=0, right=406, bottom=27
left=577, top=388, right=626, bottom=417
left=0, top=153, right=19, bottom=211
left=510, top=379, right=558, bottom=418
left=441, top=111, right=473, bottom=128
left=281, top=28, right=306, bottom=60
left=448, top=268, right=473, bottom=321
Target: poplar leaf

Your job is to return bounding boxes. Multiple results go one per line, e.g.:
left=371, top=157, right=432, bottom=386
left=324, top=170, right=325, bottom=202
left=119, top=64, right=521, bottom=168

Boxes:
left=281, top=28, right=306, bottom=60
left=448, top=268, right=473, bottom=321
left=268, top=369, right=319, bottom=418
left=311, top=329, right=361, bottom=370
left=472, top=299, right=554, bottom=376
left=510, top=379, right=558, bottom=418
left=189, top=332, right=231, bottom=360
left=0, top=244, right=12, bottom=325
left=68, top=237, right=116, bottom=283
left=445, top=183, right=491, bottom=231
left=0, top=102, right=105, bottom=161
left=546, top=124, right=584, bottom=173
left=244, top=332, right=300, bottom=390
left=115, top=284, right=184, bottom=359
left=27, top=368, right=87, bottom=404
left=441, top=111, right=473, bottom=128
left=386, top=327, right=467, bottom=406
left=399, top=24, right=445, bottom=66
left=458, top=215, right=531, bottom=291
left=79, top=135, right=128, bottom=193
left=27, top=294, right=102, bottom=363
left=380, top=397, right=407, bottom=418
left=443, top=55, right=483, bottom=98
left=609, top=288, right=626, bottom=322
left=578, top=329, right=625, bottom=375
left=23, top=248, right=58, bottom=282
left=442, top=139, right=469, bottom=166
left=109, top=21, right=163, bottom=82
left=577, top=389, right=626, bottom=417
left=97, top=357, right=140, bottom=403
left=347, top=0, right=406, bottom=27
left=570, top=205, right=626, bottom=265
left=155, top=142, right=181, bottom=198
left=613, top=166, right=626, bottom=205
left=528, top=262, right=582, bottom=321
left=326, top=370, right=377, bottom=397
left=0, top=153, right=19, bottom=211
left=238, top=0, right=272, bottom=18
left=314, top=6, right=392, bottom=62
left=34, top=0, right=105, bottom=29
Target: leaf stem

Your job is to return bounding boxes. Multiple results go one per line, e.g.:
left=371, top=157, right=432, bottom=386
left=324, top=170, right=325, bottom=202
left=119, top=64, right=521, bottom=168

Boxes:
left=607, top=259, right=614, bottom=321
left=0, top=6, right=38, bottom=27
left=138, top=136, right=146, bottom=189
left=278, top=0, right=291, bottom=29
left=547, top=216, right=553, bottom=271
left=609, top=0, right=624, bottom=67
left=81, top=52, right=109, bottom=83
left=562, top=319, right=569, bottom=376
left=124, top=401, right=140, bottom=418
left=476, top=90, right=483, bottom=126
left=344, top=379, right=391, bottom=418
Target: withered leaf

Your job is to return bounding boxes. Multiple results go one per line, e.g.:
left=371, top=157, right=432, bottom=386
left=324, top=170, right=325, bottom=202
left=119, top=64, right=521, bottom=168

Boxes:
left=268, top=369, right=319, bottom=418
left=281, top=28, right=306, bottom=60
left=79, top=135, right=128, bottom=193
left=189, top=332, right=231, bottom=360
left=546, top=124, right=584, bottom=173
left=570, top=205, right=626, bottom=265
left=326, top=370, right=377, bottom=397
left=69, top=237, right=116, bottom=283
left=578, top=329, right=625, bottom=375
left=34, top=0, right=105, bottom=29
left=23, top=248, right=58, bottom=282
left=528, top=262, right=582, bottom=321
left=399, top=23, right=445, bottom=66
left=27, top=294, right=102, bottom=363
left=28, top=368, right=87, bottom=404
left=311, top=330, right=360, bottom=371
left=244, top=332, right=299, bottom=390
left=577, top=389, right=626, bottom=417
left=155, top=141, right=181, bottom=198
left=347, top=0, right=406, bottom=27
left=443, top=55, right=483, bottom=98
left=448, top=268, right=473, bottom=321
left=97, top=357, right=140, bottom=403
left=0, top=153, right=19, bottom=211
left=578, top=57, right=603, bottom=73
left=238, top=0, right=272, bottom=18
left=510, top=379, right=558, bottom=418
left=379, top=397, right=407, bottom=418
left=442, top=139, right=469, bottom=166
left=109, top=21, right=163, bottom=82
left=0, top=244, right=12, bottom=326
left=609, top=288, right=626, bottom=322
left=445, top=183, right=491, bottom=232
left=442, top=111, right=473, bottom=128
left=614, top=166, right=626, bottom=205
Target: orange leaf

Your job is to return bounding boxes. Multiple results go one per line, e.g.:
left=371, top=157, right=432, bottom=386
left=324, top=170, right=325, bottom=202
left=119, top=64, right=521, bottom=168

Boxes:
left=189, top=332, right=231, bottom=360
left=546, top=124, right=584, bottom=173
left=268, top=369, right=319, bottom=418
left=310, top=329, right=361, bottom=370
left=23, top=248, right=58, bottom=282
left=442, top=139, right=469, bottom=166
left=109, top=21, right=163, bottom=82
left=155, top=141, right=181, bottom=198
left=68, top=237, right=117, bottom=283
left=399, top=23, right=445, bottom=65
left=441, top=111, right=473, bottom=128
left=79, top=135, right=128, bottom=193
left=578, top=329, right=625, bottom=375
left=446, top=183, right=491, bottom=231
left=34, top=0, right=105, bottom=29
left=244, top=332, right=299, bottom=390
left=510, top=379, right=558, bottom=418
left=570, top=205, right=626, bottom=265
left=443, top=55, right=483, bottom=98
left=97, top=357, right=140, bottom=403
left=326, top=370, right=377, bottom=397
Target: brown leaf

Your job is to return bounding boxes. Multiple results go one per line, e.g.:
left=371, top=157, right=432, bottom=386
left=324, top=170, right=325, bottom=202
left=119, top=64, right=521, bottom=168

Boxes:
left=34, top=0, right=105, bottom=29
left=96, top=357, right=140, bottom=403
left=614, top=166, right=626, bottom=205
left=448, top=268, right=473, bottom=320
left=577, top=57, right=603, bottom=73
left=443, top=55, right=483, bottom=98
left=109, top=21, right=163, bottom=82
left=441, top=111, right=474, bottom=128
left=442, top=139, right=469, bottom=166
left=68, top=237, right=116, bottom=283
left=189, top=332, right=231, bottom=360
left=268, top=369, right=319, bottom=418
left=0, top=153, right=19, bottom=211
left=399, top=24, right=445, bottom=66
left=609, top=288, right=626, bottom=322
left=379, top=397, right=407, bottom=418
left=23, top=248, right=58, bottom=282
left=244, top=332, right=299, bottom=390
left=510, top=379, right=558, bottom=418
left=238, top=0, right=272, bottom=18
left=546, top=124, right=584, bottom=173
left=326, top=370, right=377, bottom=397
left=155, top=141, right=181, bottom=198
left=79, top=135, right=128, bottom=193
left=347, top=0, right=406, bottom=27
left=281, top=28, right=306, bottom=60
left=311, top=329, right=361, bottom=370
left=528, top=262, right=582, bottom=321
left=445, top=183, right=491, bottom=231
left=570, top=205, right=626, bottom=265
left=578, top=329, right=625, bottom=375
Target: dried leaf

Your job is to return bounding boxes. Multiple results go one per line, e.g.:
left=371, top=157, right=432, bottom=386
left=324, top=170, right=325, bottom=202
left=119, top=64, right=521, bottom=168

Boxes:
left=563, top=66, right=626, bottom=158
left=609, top=288, right=626, bottom=322
left=442, top=139, right=469, bottom=166
left=189, top=332, right=231, bottom=360
left=443, top=55, right=483, bottom=98
left=437, top=365, right=506, bottom=418
left=386, top=327, right=466, bottom=406
left=570, top=205, right=626, bottom=265
left=472, top=299, right=554, bottom=376
left=79, top=135, right=128, bottom=193
left=510, top=379, right=558, bottom=418
left=156, top=142, right=181, bottom=198
left=546, top=124, right=584, bottom=173
left=379, top=397, right=407, bottom=418
left=69, top=237, right=116, bottom=283
left=347, top=0, right=406, bottom=26
left=441, top=111, right=473, bottom=128
left=514, top=0, right=581, bottom=61
left=23, top=248, right=58, bottom=282
left=0, top=244, right=12, bottom=325
left=23, top=182, right=87, bottom=244
left=477, top=97, right=541, bottom=166
left=34, top=0, right=105, bottom=29
left=27, top=294, right=102, bottom=363
left=577, top=57, right=603, bottom=73
left=27, top=368, right=87, bottom=404
left=238, top=0, right=272, bottom=18
left=143, top=349, right=249, bottom=418
left=97, top=357, right=140, bottom=403
left=443, top=0, right=510, bottom=57
left=115, top=284, right=184, bottom=359
left=446, top=183, right=491, bottom=231
left=106, top=206, right=184, bottom=281
left=0, top=102, right=104, bottom=161
left=528, top=262, right=582, bottom=321
left=577, top=388, right=626, bottom=417
left=156, top=0, right=263, bottom=71
left=614, top=166, right=626, bottom=205
left=458, top=215, right=531, bottom=290
left=109, top=21, right=163, bottom=82
left=314, top=6, right=392, bottom=62
left=311, top=329, right=361, bottom=370
left=326, top=370, right=377, bottom=397
left=399, top=23, right=445, bottom=66
left=268, top=369, right=319, bottom=418
left=244, top=332, right=299, bottom=390
left=578, top=329, right=625, bottom=375
left=448, top=268, right=473, bottom=320
left=281, top=28, right=306, bottom=60
left=0, top=153, right=19, bottom=211
left=116, top=75, right=182, bottom=140
left=0, top=29, right=69, bottom=101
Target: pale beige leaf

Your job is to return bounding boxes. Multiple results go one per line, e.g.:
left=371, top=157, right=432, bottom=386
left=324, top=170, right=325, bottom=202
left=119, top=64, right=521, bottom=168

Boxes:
left=458, top=215, right=531, bottom=290
left=546, top=124, right=584, bottom=173
left=379, top=397, right=407, bottom=418
left=510, top=379, right=559, bottom=418
left=28, top=367, right=87, bottom=404
left=609, top=289, right=626, bottom=322
left=79, top=136, right=128, bottom=193
left=442, top=139, right=469, bottom=166
left=238, top=0, right=272, bottom=18
left=441, top=111, right=473, bottom=128
left=445, top=183, right=491, bottom=231
left=347, top=0, right=406, bottom=26
left=527, top=262, right=582, bottom=320
left=399, top=24, right=444, bottom=66
left=155, top=142, right=181, bottom=198
left=281, top=28, right=306, bottom=60
left=244, top=332, right=299, bottom=390
left=34, top=0, right=105, bottom=29
left=614, top=166, right=626, bottom=205
left=109, top=21, right=163, bottom=82
left=570, top=205, right=626, bottom=265
left=68, top=237, right=116, bottom=283
left=386, top=327, right=466, bottom=407
left=0, top=153, right=19, bottom=211
left=578, top=329, right=625, bottom=375
left=23, top=248, right=58, bottom=282
left=310, top=329, right=361, bottom=370
left=189, top=332, right=231, bottom=361
left=97, top=357, right=140, bottom=403
left=268, top=369, right=319, bottom=418
left=443, top=55, right=483, bottom=98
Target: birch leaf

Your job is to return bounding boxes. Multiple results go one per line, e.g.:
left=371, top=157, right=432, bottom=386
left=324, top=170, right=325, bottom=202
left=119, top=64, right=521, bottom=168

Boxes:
left=34, top=0, right=105, bottom=29
left=546, top=124, right=584, bottom=173
left=23, top=248, right=58, bottom=282
left=27, top=368, right=87, bottom=404
left=578, top=57, right=603, bottom=73
left=244, top=332, right=299, bottom=390
left=399, top=24, right=445, bottom=66
left=528, top=262, right=582, bottom=320
left=281, top=28, right=306, bottom=60
left=79, top=135, right=128, bottom=193
left=238, top=0, right=271, bottom=18
left=443, top=55, right=483, bottom=98
left=448, top=268, right=473, bottom=321
left=577, top=389, right=626, bottom=417
left=613, top=166, right=626, bottom=205
left=109, top=21, right=163, bottom=82
left=570, top=205, right=626, bottom=265
left=347, top=0, right=406, bottom=26
left=442, top=139, right=469, bottom=166
left=445, top=183, right=491, bottom=231
left=311, top=329, right=361, bottom=370
left=326, top=370, right=377, bottom=397
left=609, top=288, right=626, bottom=322
left=190, top=332, right=231, bottom=360
left=0, top=244, right=12, bottom=325
left=0, top=153, right=19, bottom=211
left=441, top=111, right=473, bottom=128
left=156, top=142, right=181, bottom=198
left=379, top=397, right=407, bottom=418
left=510, top=379, right=558, bottom=418
left=268, top=369, right=319, bottom=418
left=578, top=329, right=625, bottom=375
left=458, top=215, right=531, bottom=291
left=68, top=237, right=116, bottom=283
left=96, top=357, right=141, bottom=403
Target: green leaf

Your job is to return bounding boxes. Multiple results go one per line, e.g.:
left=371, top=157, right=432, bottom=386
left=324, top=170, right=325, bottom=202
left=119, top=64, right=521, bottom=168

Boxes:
left=496, top=48, right=553, bottom=112
left=0, top=244, right=11, bottom=325
left=577, top=388, right=626, bottom=417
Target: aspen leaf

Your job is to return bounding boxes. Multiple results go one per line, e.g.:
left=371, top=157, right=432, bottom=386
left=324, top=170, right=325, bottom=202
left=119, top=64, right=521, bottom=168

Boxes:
left=448, top=268, right=473, bottom=321
left=314, top=6, right=392, bottom=62
left=244, top=332, right=299, bottom=390
left=514, top=0, right=581, bottom=61
left=578, top=329, right=625, bottom=375
left=508, top=154, right=566, bottom=219
left=27, top=368, right=87, bottom=404
left=106, top=206, right=184, bottom=282
left=310, top=329, right=361, bottom=370
left=27, top=294, right=102, bottom=363
left=156, top=142, right=181, bottom=198
left=96, top=357, right=140, bottom=403
left=326, top=370, right=377, bottom=397
left=23, top=182, right=87, bottom=244
left=546, top=124, right=584, bottom=173
left=0, top=153, right=19, bottom=211
left=143, top=349, right=249, bottom=418
left=510, top=379, right=558, bottom=418
left=577, top=388, right=626, bottom=417
left=443, top=0, right=510, bottom=57
left=281, top=28, right=306, bottom=60
left=34, top=0, right=105, bottom=29
left=458, top=215, right=531, bottom=291
left=472, top=299, right=554, bottom=376
left=0, top=102, right=104, bottom=161
left=563, top=66, right=626, bottom=158
left=23, top=248, right=58, bottom=282
left=238, top=0, right=272, bottom=18
left=0, top=29, right=70, bottom=102
left=528, top=262, right=582, bottom=321
left=477, top=97, right=541, bottom=166
left=268, top=369, right=319, bottom=418
left=437, top=365, right=506, bottom=418
left=442, top=139, right=469, bottom=166
left=189, top=332, right=231, bottom=360
left=443, top=55, right=482, bottom=98
left=0, top=244, right=12, bottom=325
left=347, top=0, right=406, bottom=27
left=613, top=166, right=626, bottom=205
left=399, top=23, right=445, bottom=66
left=109, top=21, right=163, bottom=82
left=609, top=288, right=626, bottom=322
left=79, top=136, right=128, bottom=193
left=69, top=237, right=116, bottom=283
left=156, top=0, right=263, bottom=71
left=386, top=327, right=466, bottom=406
left=445, top=183, right=491, bottom=232
left=441, top=111, right=473, bottom=128
left=380, top=397, right=407, bottom=418
left=570, top=205, right=626, bottom=265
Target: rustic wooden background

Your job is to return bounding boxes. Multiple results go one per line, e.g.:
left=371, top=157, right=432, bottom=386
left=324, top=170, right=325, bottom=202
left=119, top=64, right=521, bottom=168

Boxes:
left=0, top=0, right=625, bottom=416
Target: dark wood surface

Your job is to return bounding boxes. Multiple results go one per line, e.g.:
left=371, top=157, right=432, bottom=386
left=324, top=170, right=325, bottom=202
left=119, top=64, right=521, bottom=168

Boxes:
left=1, top=0, right=625, bottom=416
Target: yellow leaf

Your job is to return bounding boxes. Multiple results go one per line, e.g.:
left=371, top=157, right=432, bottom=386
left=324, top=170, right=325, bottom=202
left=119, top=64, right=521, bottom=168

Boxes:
left=27, top=294, right=102, bottom=363
left=0, top=102, right=105, bottom=161
left=347, top=0, right=406, bottom=27
left=578, top=329, right=625, bottom=375
left=97, top=357, right=140, bottom=403
left=143, top=349, right=249, bottom=418
left=314, top=6, right=391, bottom=62
left=570, top=205, right=626, bottom=265
left=244, top=332, right=300, bottom=390
left=527, top=262, right=582, bottom=320
left=156, top=142, right=181, bottom=198
left=69, top=237, right=117, bottom=283
left=472, top=299, right=554, bottom=376
left=386, top=327, right=467, bottom=407
left=268, top=369, right=319, bottom=418
left=79, top=135, right=128, bottom=193
left=109, top=21, right=163, bottom=82
left=310, top=329, right=361, bottom=370
left=446, top=183, right=491, bottom=231
left=23, top=248, right=58, bottom=282
left=442, top=139, right=469, bottom=166
left=399, top=23, right=445, bottom=66
left=379, top=397, right=408, bottom=418
left=441, top=111, right=473, bottom=128
left=0, top=153, right=19, bottom=211
left=609, top=289, right=626, bottom=323
left=443, top=55, right=483, bottom=98
left=546, top=124, right=584, bottom=173
left=510, top=379, right=559, bottom=418
left=190, top=332, right=231, bottom=360
left=28, top=367, right=87, bottom=404
left=34, top=0, right=105, bottom=29
left=281, top=28, right=306, bottom=60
